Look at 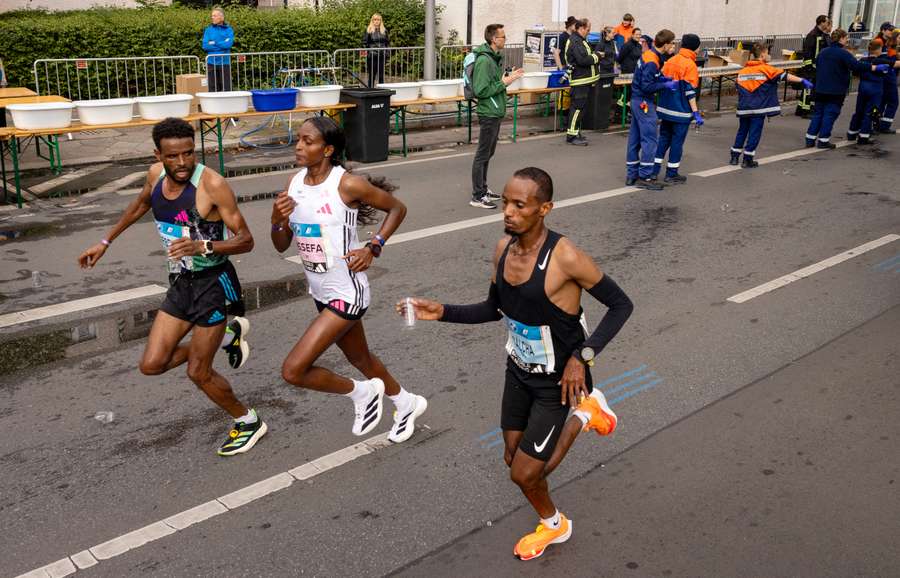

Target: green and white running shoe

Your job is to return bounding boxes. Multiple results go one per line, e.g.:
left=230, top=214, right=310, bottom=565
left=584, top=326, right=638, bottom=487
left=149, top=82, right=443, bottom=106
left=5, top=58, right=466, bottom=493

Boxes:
left=218, top=411, right=267, bottom=456
left=221, top=316, right=250, bottom=369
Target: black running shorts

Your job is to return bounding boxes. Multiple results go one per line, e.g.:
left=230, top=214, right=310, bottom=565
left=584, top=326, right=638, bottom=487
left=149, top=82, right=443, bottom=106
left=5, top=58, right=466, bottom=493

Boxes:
left=314, top=298, right=367, bottom=321
left=501, top=359, right=592, bottom=462
left=160, top=261, right=244, bottom=327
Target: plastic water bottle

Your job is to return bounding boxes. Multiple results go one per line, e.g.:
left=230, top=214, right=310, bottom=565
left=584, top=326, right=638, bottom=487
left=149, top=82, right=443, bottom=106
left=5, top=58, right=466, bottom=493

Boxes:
left=94, top=411, right=115, bottom=424
left=403, top=297, right=416, bottom=329
left=31, top=270, right=42, bottom=288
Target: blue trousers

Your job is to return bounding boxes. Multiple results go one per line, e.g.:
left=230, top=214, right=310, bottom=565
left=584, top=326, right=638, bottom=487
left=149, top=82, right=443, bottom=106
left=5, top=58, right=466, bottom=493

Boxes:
left=653, top=120, right=690, bottom=177
left=626, top=99, right=658, bottom=180
left=878, top=77, right=897, bottom=131
left=732, top=116, right=765, bottom=156
left=848, top=87, right=883, bottom=139
left=806, top=101, right=843, bottom=144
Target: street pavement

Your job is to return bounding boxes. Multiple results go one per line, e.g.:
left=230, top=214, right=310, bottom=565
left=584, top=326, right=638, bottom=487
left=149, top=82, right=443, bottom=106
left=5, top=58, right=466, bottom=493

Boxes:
left=2, top=96, right=899, bottom=577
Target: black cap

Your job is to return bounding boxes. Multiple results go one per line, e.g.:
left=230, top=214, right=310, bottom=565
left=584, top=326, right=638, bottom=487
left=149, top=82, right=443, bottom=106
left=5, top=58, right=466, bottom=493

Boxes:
left=881, top=21, right=895, bottom=31
left=681, top=33, right=701, bottom=51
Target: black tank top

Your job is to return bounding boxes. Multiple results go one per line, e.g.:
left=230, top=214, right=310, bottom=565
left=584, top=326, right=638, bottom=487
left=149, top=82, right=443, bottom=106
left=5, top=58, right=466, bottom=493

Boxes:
left=496, top=229, right=587, bottom=376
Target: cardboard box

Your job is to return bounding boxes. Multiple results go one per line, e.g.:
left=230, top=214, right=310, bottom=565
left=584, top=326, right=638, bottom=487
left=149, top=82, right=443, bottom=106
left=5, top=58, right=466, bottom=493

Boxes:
left=176, top=73, right=207, bottom=112
left=706, top=54, right=732, bottom=68
left=727, top=49, right=750, bottom=66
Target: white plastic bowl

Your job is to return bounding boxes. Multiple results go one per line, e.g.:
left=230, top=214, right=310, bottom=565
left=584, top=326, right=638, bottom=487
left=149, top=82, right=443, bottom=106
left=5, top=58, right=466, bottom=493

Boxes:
left=7, top=102, right=75, bottom=130
left=196, top=91, right=252, bottom=115
left=298, top=85, right=343, bottom=108
left=73, top=98, right=135, bottom=125
left=507, top=77, right=523, bottom=92
left=521, top=71, right=552, bottom=90
left=135, top=94, right=193, bottom=120
left=421, top=79, right=461, bottom=100
left=376, top=82, right=421, bottom=104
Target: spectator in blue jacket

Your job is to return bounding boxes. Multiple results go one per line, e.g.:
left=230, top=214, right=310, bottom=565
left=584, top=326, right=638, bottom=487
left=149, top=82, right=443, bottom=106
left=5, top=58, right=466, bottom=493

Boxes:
left=203, top=7, right=235, bottom=92
left=805, top=29, right=890, bottom=149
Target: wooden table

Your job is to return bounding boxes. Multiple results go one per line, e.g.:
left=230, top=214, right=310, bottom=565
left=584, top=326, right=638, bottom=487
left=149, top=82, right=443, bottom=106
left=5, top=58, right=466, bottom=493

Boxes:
left=389, top=95, right=472, bottom=157
left=0, top=87, right=38, bottom=99
left=0, top=102, right=356, bottom=208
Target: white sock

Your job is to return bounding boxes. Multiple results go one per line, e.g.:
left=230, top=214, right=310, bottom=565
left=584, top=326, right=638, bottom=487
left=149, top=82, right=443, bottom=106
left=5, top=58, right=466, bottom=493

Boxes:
left=541, top=510, right=561, bottom=530
left=346, top=379, right=372, bottom=403
left=573, top=410, right=590, bottom=426
left=235, top=408, right=258, bottom=424
left=388, top=387, right=414, bottom=411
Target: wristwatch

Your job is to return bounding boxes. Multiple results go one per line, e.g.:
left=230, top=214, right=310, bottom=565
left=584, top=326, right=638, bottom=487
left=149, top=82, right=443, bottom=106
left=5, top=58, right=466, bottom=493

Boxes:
left=578, top=346, right=596, bottom=367
left=202, top=240, right=214, bottom=256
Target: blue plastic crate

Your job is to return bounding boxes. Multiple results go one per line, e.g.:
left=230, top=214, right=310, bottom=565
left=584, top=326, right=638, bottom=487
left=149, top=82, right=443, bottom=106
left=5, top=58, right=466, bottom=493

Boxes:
left=548, top=70, right=568, bottom=88
left=250, top=88, right=299, bottom=112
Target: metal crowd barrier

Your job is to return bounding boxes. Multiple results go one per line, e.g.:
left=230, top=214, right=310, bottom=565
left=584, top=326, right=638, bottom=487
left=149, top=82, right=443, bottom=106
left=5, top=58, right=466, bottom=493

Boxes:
left=437, top=43, right=525, bottom=79
left=206, top=50, right=333, bottom=91
left=33, top=56, right=201, bottom=100
left=332, top=46, right=426, bottom=87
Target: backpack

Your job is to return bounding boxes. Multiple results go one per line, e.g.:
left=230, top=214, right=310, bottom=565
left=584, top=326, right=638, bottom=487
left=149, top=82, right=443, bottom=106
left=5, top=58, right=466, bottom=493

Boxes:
left=462, top=51, right=487, bottom=100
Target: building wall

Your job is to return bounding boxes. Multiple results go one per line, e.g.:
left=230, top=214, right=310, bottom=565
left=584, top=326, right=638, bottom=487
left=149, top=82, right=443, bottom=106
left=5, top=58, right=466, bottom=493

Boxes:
left=438, top=0, right=832, bottom=47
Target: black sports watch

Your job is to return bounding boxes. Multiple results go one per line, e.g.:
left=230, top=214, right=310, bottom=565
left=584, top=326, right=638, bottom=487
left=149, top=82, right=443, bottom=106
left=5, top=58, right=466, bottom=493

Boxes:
left=365, top=241, right=382, bottom=258
left=578, top=346, right=596, bottom=367
left=202, top=240, right=214, bottom=256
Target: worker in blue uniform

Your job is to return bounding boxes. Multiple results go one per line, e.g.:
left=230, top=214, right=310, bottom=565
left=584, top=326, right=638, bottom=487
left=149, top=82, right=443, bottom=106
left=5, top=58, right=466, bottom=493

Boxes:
left=625, top=29, right=679, bottom=190
left=848, top=40, right=896, bottom=145
left=875, top=23, right=899, bottom=134
left=805, top=29, right=890, bottom=149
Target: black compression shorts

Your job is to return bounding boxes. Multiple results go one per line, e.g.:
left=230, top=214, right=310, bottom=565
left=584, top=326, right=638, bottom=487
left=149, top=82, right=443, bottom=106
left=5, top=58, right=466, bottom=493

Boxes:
left=160, top=262, right=244, bottom=327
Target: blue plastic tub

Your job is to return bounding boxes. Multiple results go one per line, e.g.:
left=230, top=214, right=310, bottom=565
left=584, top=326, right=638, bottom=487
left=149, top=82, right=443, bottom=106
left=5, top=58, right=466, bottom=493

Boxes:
left=548, top=70, right=568, bottom=88
left=586, top=32, right=601, bottom=43
left=250, top=88, right=299, bottom=112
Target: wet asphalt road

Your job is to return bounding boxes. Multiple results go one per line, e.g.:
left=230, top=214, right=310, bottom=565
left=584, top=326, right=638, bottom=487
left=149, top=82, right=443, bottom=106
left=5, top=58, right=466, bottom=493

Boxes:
left=2, top=98, right=899, bottom=577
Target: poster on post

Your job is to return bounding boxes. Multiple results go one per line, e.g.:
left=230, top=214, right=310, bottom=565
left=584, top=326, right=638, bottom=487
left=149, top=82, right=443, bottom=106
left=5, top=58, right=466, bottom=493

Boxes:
left=543, top=33, right=563, bottom=68
left=524, top=31, right=542, bottom=65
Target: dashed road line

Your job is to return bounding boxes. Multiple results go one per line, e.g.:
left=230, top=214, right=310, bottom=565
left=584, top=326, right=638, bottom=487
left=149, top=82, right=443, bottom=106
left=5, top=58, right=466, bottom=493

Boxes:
left=0, top=285, right=167, bottom=329
left=29, top=164, right=112, bottom=194
left=691, top=141, right=853, bottom=178
left=728, top=233, right=900, bottom=303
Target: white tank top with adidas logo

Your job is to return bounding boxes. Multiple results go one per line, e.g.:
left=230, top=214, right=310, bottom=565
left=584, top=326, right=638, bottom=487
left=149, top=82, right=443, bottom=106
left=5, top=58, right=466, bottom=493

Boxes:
left=287, top=165, right=370, bottom=314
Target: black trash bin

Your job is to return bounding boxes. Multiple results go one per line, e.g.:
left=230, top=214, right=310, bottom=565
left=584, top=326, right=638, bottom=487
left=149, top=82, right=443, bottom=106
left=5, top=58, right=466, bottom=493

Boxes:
left=582, top=73, right=615, bottom=130
left=339, top=87, right=393, bottom=163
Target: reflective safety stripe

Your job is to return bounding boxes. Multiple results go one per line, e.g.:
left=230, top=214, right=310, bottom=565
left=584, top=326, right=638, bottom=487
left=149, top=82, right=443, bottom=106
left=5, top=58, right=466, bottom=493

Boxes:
left=736, top=106, right=782, bottom=116
left=738, top=73, right=769, bottom=82
left=859, top=133, right=871, bottom=138
left=569, top=74, right=600, bottom=86
left=654, top=158, right=664, bottom=163
left=567, top=109, right=581, bottom=135
left=744, top=150, right=756, bottom=156
left=731, top=148, right=743, bottom=153
left=667, top=162, right=680, bottom=168
left=656, top=106, right=692, bottom=118
left=818, top=137, right=830, bottom=143
left=882, top=117, right=894, bottom=122
left=805, top=134, right=817, bottom=140
left=640, top=162, right=655, bottom=166
left=626, top=161, right=639, bottom=165
left=847, top=129, right=860, bottom=135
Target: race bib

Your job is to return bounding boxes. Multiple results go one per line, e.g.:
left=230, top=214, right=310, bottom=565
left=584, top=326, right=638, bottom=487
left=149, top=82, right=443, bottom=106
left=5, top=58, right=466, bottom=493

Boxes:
left=503, top=315, right=556, bottom=374
left=291, top=222, right=330, bottom=273
left=157, top=221, right=193, bottom=273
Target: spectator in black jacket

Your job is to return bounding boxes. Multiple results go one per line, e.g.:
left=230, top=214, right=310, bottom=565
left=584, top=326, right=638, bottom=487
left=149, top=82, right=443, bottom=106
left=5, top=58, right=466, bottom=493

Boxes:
left=797, top=15, right=831, bottom=116
left=363, top=13, right=389, bottom=87
left=596, top=26, right=618, bottom=74
left=617, top=27, right=643, bottom=73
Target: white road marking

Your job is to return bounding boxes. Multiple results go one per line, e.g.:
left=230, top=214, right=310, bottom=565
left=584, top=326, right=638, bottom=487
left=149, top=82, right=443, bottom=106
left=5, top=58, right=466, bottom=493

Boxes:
left=16, top=432, right=393, bottom=578
left=0, top=285, right=167, bottom=329
left=727, top=234, right=900, bottom=303
left=29, top=164, right=111, bottom=194
left=691, top=141, right=853, bottom=177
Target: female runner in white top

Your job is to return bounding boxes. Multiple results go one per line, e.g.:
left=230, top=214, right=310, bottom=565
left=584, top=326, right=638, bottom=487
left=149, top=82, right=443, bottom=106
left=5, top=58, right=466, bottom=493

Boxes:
left=270, top=117, right=426, bottom=443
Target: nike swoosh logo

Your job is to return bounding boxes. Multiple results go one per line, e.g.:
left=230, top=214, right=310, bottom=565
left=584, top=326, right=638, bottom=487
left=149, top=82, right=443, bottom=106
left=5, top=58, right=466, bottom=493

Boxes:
left=537, top=250, right=551, bottom=271
left=534, top=425, right=556, bottom=453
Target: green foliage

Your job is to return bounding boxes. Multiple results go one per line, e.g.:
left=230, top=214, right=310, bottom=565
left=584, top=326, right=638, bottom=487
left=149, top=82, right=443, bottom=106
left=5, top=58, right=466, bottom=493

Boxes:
left=0, top=1, right=427, bottom=91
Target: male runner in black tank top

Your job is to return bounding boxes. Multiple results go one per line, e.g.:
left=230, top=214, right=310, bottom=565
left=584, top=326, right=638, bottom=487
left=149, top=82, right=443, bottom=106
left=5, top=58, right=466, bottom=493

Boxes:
left=77, top=118, right=266, bottom=457
left=400, top=167, right=633, bottom=561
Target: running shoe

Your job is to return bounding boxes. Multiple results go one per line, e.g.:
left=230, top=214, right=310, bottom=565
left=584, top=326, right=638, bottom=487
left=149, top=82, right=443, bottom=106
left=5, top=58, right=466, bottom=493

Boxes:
left=388, top=394, right=428, bottom=443
left=221, top=316, right=250, bottom=369
left=217, top=411, right=268, bottom=456
left=469, top=195, right=497, bottom=209
left=513, top=514, right=572, bottom=561
left=576, top=389, right=618, bottom=436
left=484, top=188, right=502, bottom=201
left=352, top=378, right=385, bottom=436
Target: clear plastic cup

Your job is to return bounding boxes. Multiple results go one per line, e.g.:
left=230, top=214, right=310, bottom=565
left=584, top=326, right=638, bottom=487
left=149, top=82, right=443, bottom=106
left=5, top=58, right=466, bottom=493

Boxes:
left=403, top=297, right=416, bottom=329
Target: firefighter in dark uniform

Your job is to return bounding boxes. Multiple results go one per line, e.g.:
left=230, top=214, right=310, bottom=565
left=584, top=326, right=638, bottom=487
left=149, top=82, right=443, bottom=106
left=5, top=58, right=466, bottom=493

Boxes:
left=565, top=19, right=600, bottom=146
left=797, top=15, right=832, bottom=117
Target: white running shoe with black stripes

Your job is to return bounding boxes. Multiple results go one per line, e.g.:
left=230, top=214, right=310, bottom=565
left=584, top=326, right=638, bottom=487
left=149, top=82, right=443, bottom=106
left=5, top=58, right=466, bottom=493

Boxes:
left=388, top=394, right=428, bottom=443
left=352, top=378, right=385, bottom=436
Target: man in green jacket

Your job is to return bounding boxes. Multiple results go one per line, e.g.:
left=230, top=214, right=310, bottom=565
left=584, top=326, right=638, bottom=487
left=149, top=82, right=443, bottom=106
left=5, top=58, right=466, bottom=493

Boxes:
left=470, top=23, right=524, bottom=209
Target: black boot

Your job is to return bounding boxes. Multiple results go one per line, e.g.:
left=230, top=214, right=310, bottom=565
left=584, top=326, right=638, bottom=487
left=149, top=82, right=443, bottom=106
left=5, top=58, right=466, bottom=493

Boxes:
left=625, top=177, right=637, bottom=186
left=635, top=178, right=664, bottom=191
left=857, top=136, right=876, bottom=145
left=817, top=141, right=836, bottom=150
left=664, top=173, right=687, bottom=184
left=846, top=133, right=858, bottom=142
left=741, top=155, right=758, bottom=168
left=729, top=152, right=741, bottom=165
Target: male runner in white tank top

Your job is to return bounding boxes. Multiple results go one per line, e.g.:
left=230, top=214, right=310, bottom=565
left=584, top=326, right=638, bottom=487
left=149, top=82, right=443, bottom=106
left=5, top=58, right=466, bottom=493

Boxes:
left=270, top=117, right=426, bottom=443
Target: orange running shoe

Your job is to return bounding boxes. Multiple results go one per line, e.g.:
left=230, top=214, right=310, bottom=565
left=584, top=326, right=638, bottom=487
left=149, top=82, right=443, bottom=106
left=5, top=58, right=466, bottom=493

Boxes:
left=576, top=389, right=618, bottom=435
left=513, top=514, right=572, bottom=561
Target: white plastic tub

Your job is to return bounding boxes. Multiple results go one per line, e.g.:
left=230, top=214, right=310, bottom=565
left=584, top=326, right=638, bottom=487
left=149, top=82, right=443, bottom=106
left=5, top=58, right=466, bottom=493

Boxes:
left=7, top=102, right=75, bottom=130
left=507, top=77, right=523, bottom=92
left=298, top=85, right=343, bottom=108
left=135, top=94, right=193, bottom=120
left=421, top=79, right=461, bottom=100
left=196, top=91, right=252, bottom=115
left=521, top=71, right=552, bottom=90
left=73, top=98, right=135, bottom=125
left=376, top=82, right=421, bottom=104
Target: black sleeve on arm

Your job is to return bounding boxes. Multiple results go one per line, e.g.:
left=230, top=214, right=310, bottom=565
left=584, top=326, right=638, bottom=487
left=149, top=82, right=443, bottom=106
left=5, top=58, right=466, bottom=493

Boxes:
left=582, top=275, right=634, bottom=354
left=440, top=282, right=503, bottom=324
